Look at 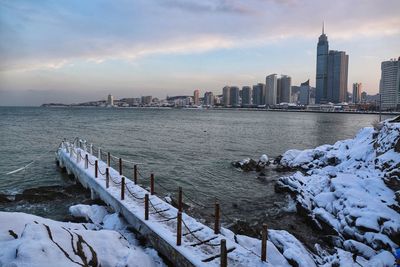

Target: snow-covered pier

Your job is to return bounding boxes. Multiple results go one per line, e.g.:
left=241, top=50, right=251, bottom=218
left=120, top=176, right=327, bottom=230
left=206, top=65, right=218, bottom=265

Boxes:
left=56, top=140, right=271, bottom=267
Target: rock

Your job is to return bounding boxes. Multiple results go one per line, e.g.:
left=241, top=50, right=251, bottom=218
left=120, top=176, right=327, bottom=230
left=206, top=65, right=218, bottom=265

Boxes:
left=327, top=157, right=340, bottom=166
left=232, top=158, right=260, bottom=172
left=274, top=165, right=293, bottom=172
left=274, top=155, right=283, bottom=165
left=383, top=175, right=400, bottom=192
left=394, top=138, right=400, bottom=153
left=0, top=194, right=11, bottom=203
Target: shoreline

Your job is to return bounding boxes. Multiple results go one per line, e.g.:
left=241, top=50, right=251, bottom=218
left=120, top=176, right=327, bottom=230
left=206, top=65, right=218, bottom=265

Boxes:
left=23, top=105, right=400, bottom=116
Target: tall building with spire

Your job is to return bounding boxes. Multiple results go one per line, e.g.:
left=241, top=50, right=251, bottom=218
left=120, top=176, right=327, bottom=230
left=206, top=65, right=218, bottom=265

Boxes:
left=316, top=23, right=329, bottom=104
left=315, top=23, right=349, bottom=104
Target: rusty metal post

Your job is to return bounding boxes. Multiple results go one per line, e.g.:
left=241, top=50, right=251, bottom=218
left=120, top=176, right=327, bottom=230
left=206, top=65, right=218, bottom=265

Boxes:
left=214, top=201, right=220, bottom=234
left=220, top=239, right=227, bottom=267
left=95, top=160, right=98, bottom=178
left=261, top=224, right=268, bottom=262
left=106, top=168, right=109, bottom=188
left=178, top=186, right=183, bottom=212
left=107, top=152, right=110, bottom=167
left=134, top=165, right=138, bottom=184
left=121, top=177, right=125, bottom=200
left=119, top=158, right=122, bottom=175
left=150, top=173, right=154, bottom=195
left=145, top=194, right=149, bottom=220
left=85, top=154, right=88, bottom=169
left=177, top=211, right=182, bottom=246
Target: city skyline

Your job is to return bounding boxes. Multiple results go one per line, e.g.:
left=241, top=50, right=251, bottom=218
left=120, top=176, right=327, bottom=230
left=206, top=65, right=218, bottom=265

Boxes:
left=0, top=0, right=399, bottom=106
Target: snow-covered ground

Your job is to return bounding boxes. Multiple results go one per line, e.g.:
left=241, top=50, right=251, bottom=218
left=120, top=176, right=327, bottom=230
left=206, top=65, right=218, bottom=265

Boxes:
left=0, top=207, right=165, bottom=267
left=276, top=117, right=400, bottom=265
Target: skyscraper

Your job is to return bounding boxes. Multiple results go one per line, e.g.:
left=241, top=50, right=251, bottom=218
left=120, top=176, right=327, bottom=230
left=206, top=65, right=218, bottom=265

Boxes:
left=316, top=23, right=329, bottom=104
left=266, top=74, right=278, bottom=106
left=203, top=92, right=214, bottom=106
left=193, top=89, right=200, bottom=106
left=252, top=83, right=265, bottom=106
left=241, top=86, right=252, bottom=106
left=380, top=58, right=400, bottom=110
left=315, top=24, right=349, bottom=104
left=327, top=50, right=349, bottom=103
left=223, top=86, right=231, bottom=107
left=352, top=83, right=362, bottom=103
left=278, top=75, right=292, bottom=103
left=107, top=94, right=114, bottom=106
left=230, top=86, right=240, bottom=107
left=299, top=80, right=311, bottom=105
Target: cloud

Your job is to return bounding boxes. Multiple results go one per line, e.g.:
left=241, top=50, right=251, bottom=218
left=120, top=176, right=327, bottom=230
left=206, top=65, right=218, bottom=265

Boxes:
left=0, top=0, right=399, bottom=98
left=155, top=0, right=253, bottom=14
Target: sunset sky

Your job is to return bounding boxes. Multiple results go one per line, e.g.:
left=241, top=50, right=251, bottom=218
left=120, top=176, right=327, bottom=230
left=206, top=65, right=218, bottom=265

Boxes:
left=0, top=0, right=399, bottom=106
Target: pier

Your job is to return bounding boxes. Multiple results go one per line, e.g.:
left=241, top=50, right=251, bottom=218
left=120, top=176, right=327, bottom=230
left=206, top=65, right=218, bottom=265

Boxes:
left=56, top=139, right=272, bottom=267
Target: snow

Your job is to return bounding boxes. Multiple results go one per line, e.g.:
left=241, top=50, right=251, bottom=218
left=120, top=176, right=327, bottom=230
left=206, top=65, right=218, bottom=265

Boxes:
left=259, top=154, right=269, bottom=163
left=69, top=204, right=109, bottom=224
left=276, top=118, right=400, bottom=265
left=268, top=230, right=317, bottom=267
left=0, top=211, right=161, bottom=267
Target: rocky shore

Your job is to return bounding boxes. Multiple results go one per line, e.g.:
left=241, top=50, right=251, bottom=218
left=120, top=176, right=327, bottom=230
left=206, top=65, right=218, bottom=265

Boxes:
left=233, top=116, right=400, bottom=266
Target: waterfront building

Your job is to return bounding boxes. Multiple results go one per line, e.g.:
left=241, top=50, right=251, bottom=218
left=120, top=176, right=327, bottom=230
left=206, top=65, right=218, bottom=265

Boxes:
left=223, top=86, right=231, bottom=107
left=278, top=75, right=292, bottom=103
left=203, top=92, right=214, bottom=106
left=266, top=74, right=278, bottom=106
left=230, top=86, right=240, bottom=107
left=361, top=91, right=367, bottom=103
left=241, top=86, right=252, bottom=106
left=327, top=50, right=349, bottom=103
left=380, top=57, right=400, bottom=110
left=107, top=94, right=114, bottom=106
left=352, top=83, right=362, bottom=103
left=252, top=83, right=265, bottom=106
left=299, top=80, right=311, bottom=105
left=193, top=89, right=200, bottom=106
left=141, top=96, right=152, bottom=105
left=315, top=24, right=349, bottom=104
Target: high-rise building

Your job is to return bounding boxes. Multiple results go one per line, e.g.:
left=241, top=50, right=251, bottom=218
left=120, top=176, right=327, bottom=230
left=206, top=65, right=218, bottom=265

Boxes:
left=241, top=86, right=252, bottom=106
left=223, top=86, right=231, bottom=107
left=141, top=96, right=152, bottom=105
left=315, top=24, right=349, bottom=104
left=230, top=86, right=240, bottom=107
left=277, top=75, right=292, bottom=103
left=316, top=23, right=329, bottom=104
left=266, top=74, right=278, bottom=106
left=203, top=92, right=214, bottom=106
left=327, top=50, right=349, bottom=103
left=107, top=94, right=114, bottom=106
left=252, top=83, right=265, bottom=106
left=380, top=58, right=400, bottom=110
left=299, top=80, right=311, bottom=105
left=193, top=89, right=200, bottom=106
left=352, top=83, right=362, bottom=103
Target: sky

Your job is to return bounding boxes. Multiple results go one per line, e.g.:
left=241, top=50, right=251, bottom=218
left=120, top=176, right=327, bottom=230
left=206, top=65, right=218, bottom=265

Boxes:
left=0, top=0, right=399, bottom=106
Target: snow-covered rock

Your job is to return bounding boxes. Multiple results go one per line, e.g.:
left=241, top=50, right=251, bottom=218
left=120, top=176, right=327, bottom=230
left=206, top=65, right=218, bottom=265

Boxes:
left=0, top=211, right=163, bottom=267
left=276, top=118, right=400, bottom=264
